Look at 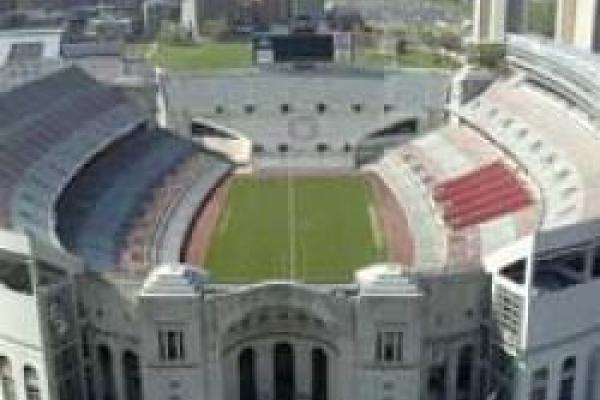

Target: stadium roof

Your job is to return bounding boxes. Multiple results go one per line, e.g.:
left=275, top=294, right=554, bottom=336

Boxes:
left=0, top=66, right=148, bottom=243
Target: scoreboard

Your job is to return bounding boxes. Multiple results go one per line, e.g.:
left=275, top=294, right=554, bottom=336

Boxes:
left=253, top=33, right=339, bottom=64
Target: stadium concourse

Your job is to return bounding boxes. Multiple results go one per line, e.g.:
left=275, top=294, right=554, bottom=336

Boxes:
left=5, top=33, right=600, bottom=400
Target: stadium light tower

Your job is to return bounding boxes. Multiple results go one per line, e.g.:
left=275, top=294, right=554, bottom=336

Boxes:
left=556, top=0, right=600, bottom=51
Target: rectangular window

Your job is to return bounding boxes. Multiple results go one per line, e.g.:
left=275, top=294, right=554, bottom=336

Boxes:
left=532, top=367, right=549, bottom=382
left=375, top=331, right=403, bottom=364
left=159, top=329, right=186, bottom=362
left=530, top=387, right=546, bottom=400
left=383, top=332, right=395, bottom=362
left=167, top=331, right=178, bottom=360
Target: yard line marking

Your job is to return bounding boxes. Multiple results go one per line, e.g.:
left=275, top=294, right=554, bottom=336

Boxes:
left=287, top=170, right=296, bottom=281
left=369, top=204, right=384, bottom=253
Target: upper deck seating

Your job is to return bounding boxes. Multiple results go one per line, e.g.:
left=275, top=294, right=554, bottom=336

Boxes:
left=0, top=66, right=147, bottom=241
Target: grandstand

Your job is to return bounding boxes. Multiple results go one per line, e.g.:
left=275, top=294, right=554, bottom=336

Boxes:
left=367, top=123, right=539, bottom=267
left=56, top=128, right=231, bottom=271
left=452, top=46, right=600, bottom=230
left=3, top=34, right=600, bottom=279
left=162, top=68, right=451, bottom=167
left=0, top=65, right=232, bottom=272
left=0, top=67, right=147, bottom=240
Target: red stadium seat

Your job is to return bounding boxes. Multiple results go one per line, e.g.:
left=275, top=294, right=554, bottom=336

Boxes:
left=435, top=162, right=531, bottom=229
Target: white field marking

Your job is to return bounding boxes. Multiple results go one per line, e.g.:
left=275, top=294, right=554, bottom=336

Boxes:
left=287, top=173, right=296, bottom=281
left=368, top=204, right=384, bottom=253
left=218, top=204, right=231, bottom=236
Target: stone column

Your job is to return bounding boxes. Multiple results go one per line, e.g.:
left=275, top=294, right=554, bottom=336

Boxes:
left=469, top=350, right=481, bottom=400
left=226, top=351, right=238, bottom=400
left=295, top=341, right=311, bottom=400
left=112, top=346, right=126, bottom=400
left=256, top=341, right=273, bottom=400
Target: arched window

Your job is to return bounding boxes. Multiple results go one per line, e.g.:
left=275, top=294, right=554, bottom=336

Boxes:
left=122, top=351, right=141, bottom=400
left=98, top=345, right=116, bottom=400
left=563, top=356, right=576, bottom=373
left=24, top=366, right=40, bottom=400
left=274, top=343, right=294, bottom=400
left=0, top=356, right=15, bottom=400
left=239, top=348, right=257, bottom=400
left=559, top=356, right=576, bottom=400
left=312, top=348, right=327, bottom=400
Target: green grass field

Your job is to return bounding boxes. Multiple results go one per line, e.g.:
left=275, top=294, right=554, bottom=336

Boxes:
left=131, top=41, right=253, bottom=71
left=204, top=176, right=386, bottom=283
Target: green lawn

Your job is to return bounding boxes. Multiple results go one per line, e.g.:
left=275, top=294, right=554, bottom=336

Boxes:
left=355, top=47, right=460, bottom=69
left=204, top=176, right=386, bottom=283
left=133, top=41, right=253, bottom=71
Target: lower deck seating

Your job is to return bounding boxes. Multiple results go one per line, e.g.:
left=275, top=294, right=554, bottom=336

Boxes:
left=55, top=129, right=231, bottom=271
left=366, top=152, right=447, bottom=269
left=434, top=162, right=531, bottom=229
left=119, top=152, right=230, bottom=269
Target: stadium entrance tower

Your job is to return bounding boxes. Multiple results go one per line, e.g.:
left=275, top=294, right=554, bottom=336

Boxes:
left=556, top=0, right=600, bottom=51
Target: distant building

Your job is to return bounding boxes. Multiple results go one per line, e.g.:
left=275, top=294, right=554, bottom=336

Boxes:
left=86, top=15, right=133, bottom=40
left=142, top=0, right=179, bottom=37
left=180, top=0, right=325, bottom=38
left=474, top=0, right=600, bottom=53
left=486, top=219, right=600, bottom=400
left=0, top=27, right=63, bottom=66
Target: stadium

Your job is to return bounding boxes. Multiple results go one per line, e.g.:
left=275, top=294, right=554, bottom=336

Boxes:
left=4, top=3, right=600, bottom=400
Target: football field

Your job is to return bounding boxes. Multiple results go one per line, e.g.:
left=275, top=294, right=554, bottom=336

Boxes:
left=205, top=175, right=386, bottom=283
